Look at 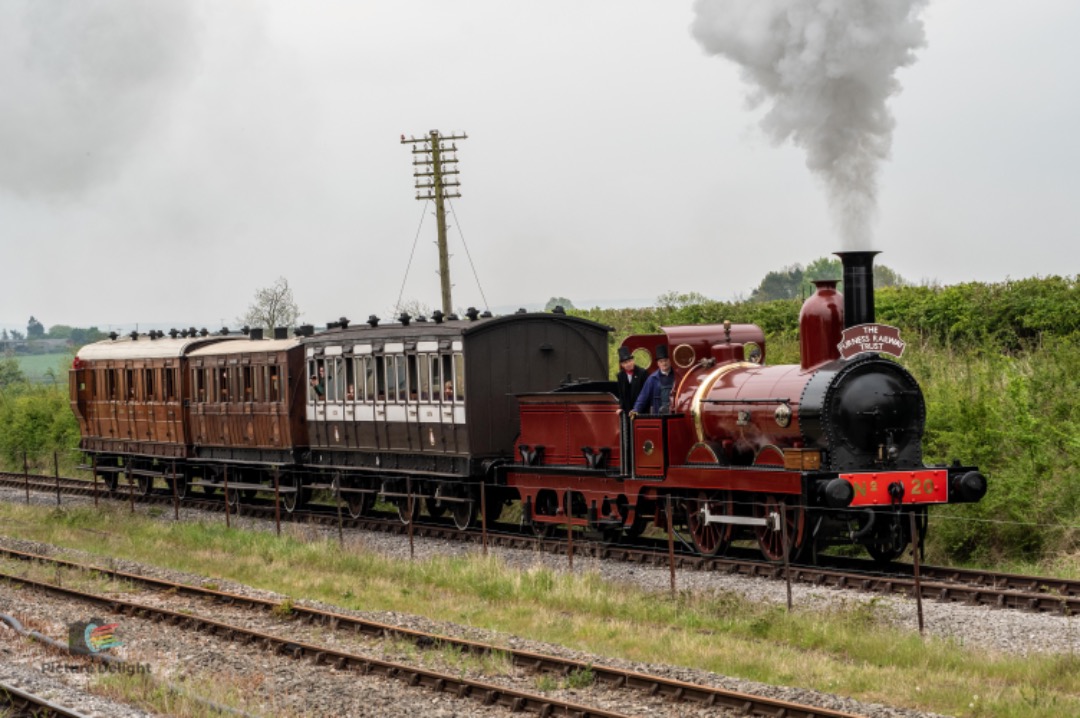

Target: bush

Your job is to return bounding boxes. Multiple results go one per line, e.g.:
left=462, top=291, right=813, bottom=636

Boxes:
left=0, top=382, right=80, bottom=470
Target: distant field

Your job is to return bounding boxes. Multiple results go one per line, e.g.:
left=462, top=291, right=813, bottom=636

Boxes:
left=15, top=352, right=72, bottom=384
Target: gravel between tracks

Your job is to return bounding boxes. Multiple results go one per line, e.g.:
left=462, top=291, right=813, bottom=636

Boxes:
left=3, top=485, right=1077, bottom=716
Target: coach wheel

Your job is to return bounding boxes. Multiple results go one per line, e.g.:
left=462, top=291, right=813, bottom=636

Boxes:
left=281, top=474, right=304, bottom=514
left=394, top=497, right=419, bottom=525
left=135, top=475, right=154, bottom=497
left=173, top=472, right=190, bottom=500
left=424, top=497, right=447, bottom=519
left=752, top=494, right=806, bottom=563
left=224, top=487, right=241, bottom=510
left=102, top=473, right=119, bottom=494
left=686, top=491, right=734, bottom=557
left=345, top=486, right=373, bottom=519
left=451, top=496, right=477, bottom=531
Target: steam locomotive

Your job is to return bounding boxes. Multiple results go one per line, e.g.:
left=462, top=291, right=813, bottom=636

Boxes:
left=69, top=251, right=986, bottom=563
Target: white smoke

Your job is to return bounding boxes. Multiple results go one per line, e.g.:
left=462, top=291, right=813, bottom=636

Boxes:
left=691, top=0, right=927, bottom=248
left=0, top=1, right=200, bottom=197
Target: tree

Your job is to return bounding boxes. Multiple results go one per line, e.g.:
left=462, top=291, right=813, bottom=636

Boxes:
left=47, top=325, right=73, bottom=339
left=27, top=316, right=44, bottom=339
left=657, top=291, right=710, bottom=310
left=240, top=277, right=301, bottom=333
left=750, top=264, right=804, bottom=302
left=1, top=329, right=8, bottom=342
left=9, top=330, right=24, bottom=341
left=545, top=297, right=575, bottom=311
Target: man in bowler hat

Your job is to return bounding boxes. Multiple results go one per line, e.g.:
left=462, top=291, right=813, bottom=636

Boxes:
left=615, top=346, right=648, bottom=414
left=632, top=345, right=675, bottom=415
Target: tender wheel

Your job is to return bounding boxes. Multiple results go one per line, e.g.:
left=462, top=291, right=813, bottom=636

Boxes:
left=451, top=496, right=477, bottom=531
left=753, top=494, right=806, bottom=563
left=482, top=489, right=505, bottom=523
left=686, top=491, right=733, bottom=557
left=529, top=492, right=559, bottom=537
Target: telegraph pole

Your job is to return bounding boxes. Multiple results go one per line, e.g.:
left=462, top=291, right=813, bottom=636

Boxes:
left=401, top=129, right=467, bottom=315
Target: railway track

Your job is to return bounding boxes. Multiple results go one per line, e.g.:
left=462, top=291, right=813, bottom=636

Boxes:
left=0, top=551, right=863, bottom=718
left=0, top=680, right=90, bottom=718
left=3, top=469, right=1078, bottom=616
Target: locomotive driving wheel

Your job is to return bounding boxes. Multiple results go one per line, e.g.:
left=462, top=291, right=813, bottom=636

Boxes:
left=752, top=494, right=806, bottom=563
left=685, top=491, right=734, bottom=557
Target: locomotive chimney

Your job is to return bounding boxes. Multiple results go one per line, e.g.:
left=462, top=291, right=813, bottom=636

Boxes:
left=835, top=251, right=879, bottom=329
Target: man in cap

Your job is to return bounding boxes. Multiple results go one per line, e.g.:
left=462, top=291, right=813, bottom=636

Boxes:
left=632, top=344, right=675, bottom=416
left=615, top=346, right=648, bottom=414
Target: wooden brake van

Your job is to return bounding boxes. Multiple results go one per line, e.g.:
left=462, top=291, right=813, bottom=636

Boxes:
left=300, top=312, right=609, bottom=526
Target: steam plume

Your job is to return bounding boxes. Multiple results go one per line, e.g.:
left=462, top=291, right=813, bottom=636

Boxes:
left=691, top=0, right=927, bottom=247
left=0, top=1, right=199, bottom=197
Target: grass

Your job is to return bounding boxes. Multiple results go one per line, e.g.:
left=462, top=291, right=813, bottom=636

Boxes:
left=12, top=352, right=71, bottom=384
left=1, top=501, right=1079, bottom=717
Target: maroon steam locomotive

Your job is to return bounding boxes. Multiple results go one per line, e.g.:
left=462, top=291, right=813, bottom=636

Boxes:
left=69, top=251, right=985, bottom=563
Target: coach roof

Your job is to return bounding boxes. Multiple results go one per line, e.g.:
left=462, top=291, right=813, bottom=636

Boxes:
left=187, top=337, right=300, bottom=356
left=76, top=336, right=244, bottom=361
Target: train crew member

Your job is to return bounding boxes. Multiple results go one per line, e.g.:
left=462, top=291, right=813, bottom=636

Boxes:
left=615, top=346, right=647, bottom=414
left=631, top=345, right=674, bottom=416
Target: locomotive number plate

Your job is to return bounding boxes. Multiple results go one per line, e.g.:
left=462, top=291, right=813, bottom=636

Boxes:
left=839, top=469, right=948, bottom=506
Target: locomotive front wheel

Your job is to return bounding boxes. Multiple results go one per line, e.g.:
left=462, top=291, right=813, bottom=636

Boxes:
left=753, top=494, right=806, bottom=563
left=864, top=513, right=911, bottom=564
left=686, top=491, right=734, bottom=557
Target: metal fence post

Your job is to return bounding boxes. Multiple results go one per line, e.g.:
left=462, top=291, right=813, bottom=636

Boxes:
left=911, top=511, right=925, bottom=635
left=273, top=467, right=281, bottom=537
left=665, top=494, right=677, bottom=597
left=54, top=451, right=61, bottom=506
left=222, top=465, right=231, bottom=529
left=23, top=451, right=29, bottom=504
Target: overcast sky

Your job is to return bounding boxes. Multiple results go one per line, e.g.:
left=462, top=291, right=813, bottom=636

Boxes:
left=1, top=0, right=1077, bottom=333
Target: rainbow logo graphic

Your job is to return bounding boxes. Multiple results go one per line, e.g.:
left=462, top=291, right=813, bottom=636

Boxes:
left=68, top=617, right=123, bottom=654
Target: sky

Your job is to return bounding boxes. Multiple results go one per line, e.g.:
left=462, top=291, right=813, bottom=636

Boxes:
left=1, top=0, right=1078, bottom=333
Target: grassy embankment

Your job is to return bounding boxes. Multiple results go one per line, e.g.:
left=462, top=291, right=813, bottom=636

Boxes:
left=0, top=501, right=1077, bottom=718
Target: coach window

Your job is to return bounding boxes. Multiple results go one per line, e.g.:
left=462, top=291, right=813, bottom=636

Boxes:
left=242, top=366, right=254, bottom=402
left=453, top=353, right=465, bottom=401
left=144, top=369, right=155, bottom=401
left=105, top=370, right=117, bottom=401
left=417, top=354, right=431, bottom=402
left=439, top=355, right=454, bottom=402
left=343, top=357, right=356, bottom=401
left=268, top=368, right=281, bottom=403
left=428, top=357, right=442, bottom=403
left=194, top=370, right=205, bottom=403
left=330, top=357, right=345, bottom=402
left=125, top=369, right=135, bottom=401
left=361, top=357, right=376, bottom=402
left=406, top=355, right=420, bottom=402
left=165, top=369, right=177, bottom=402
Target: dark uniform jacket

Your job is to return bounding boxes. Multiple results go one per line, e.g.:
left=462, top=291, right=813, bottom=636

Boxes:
left=615, top=366, right=648, bottom=412
left=633, top=369, right=676, bottom=415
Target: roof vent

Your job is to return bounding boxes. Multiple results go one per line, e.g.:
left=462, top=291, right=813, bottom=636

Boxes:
left=109, top=332, right=119, bottom=341
left=219, top=327, right=230, bottom=336
left=480, top=310, right=492, bottom=318
left=516, top=308, right=527, bottom=314
left=367, top=315, right=380, bottom=328
left=298, top=324, right=315, bottom=337
left=200, top=328, right=209, bottom=337
left=129, top=331, right=139, bottom=340
left=169, top=328, right=179, bottom=339
left=274, top=327, right=289, bottom=340
left=447, top=313, right=459, bottom=321
left=466, top=307, right=479, bottom=321
left=399, top=313, right=411, bottom=326
left=431, top=310, right=444, bottom=324
left=250, top=328, right=264, bottom=340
